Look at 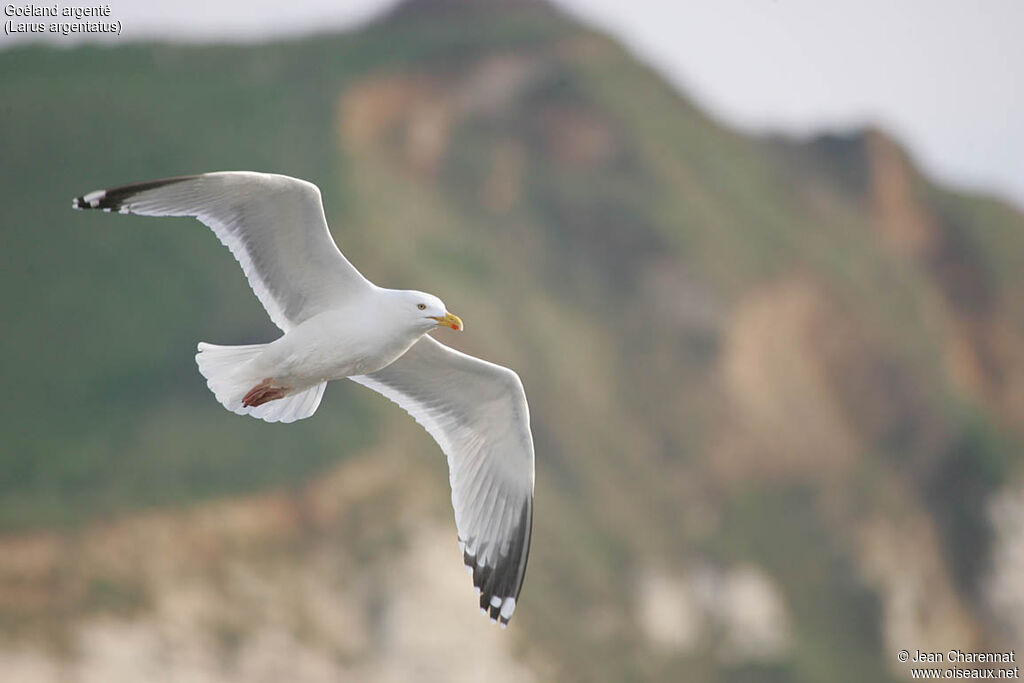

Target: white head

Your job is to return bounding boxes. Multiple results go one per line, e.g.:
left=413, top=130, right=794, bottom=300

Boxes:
left=391, top=289, right=464, bottom=333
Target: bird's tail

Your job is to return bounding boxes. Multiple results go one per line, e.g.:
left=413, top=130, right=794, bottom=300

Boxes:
left=195, top=342, right=325, bottom=424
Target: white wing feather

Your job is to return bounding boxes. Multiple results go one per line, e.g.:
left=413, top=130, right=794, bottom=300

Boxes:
left=350, top=335, right=535, bottom=626
left=74, top=172, right=373, bottom=331
left=75, top=173, right=534, bottom=624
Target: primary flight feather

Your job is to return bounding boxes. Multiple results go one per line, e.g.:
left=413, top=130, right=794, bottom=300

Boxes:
left=73, top=171, right=534, bottom=627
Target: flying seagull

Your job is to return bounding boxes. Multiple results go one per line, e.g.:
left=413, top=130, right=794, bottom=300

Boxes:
left=73, top=171, right=533, bottom=627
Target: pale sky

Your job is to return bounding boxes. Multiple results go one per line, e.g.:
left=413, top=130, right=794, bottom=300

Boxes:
left=5, top=0, right=1022, bottom=209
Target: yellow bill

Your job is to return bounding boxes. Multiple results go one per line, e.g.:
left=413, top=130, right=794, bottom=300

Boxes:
left=431, top=312, right=464, bottom=331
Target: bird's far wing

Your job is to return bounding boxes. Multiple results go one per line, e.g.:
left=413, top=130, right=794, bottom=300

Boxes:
left=73, top=172, right=373, bottom=331
left=350, top=335, right=535, bottom=627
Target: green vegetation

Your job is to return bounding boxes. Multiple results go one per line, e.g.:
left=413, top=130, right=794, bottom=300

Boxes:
left=1, top=1, right=1021, bottom=679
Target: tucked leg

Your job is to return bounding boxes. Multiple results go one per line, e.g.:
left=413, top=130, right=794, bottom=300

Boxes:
left=242, top=378, right=290, bottom=407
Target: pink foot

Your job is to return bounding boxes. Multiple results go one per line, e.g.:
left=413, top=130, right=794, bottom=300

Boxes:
left=242, top=378, right=290, bottom=407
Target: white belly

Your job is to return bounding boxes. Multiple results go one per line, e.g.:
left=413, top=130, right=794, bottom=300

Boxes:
left=251, top=310, right=420, bottom=390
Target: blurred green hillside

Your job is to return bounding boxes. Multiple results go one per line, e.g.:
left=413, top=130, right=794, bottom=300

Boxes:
left=2, top=0, right=1023, bottom=680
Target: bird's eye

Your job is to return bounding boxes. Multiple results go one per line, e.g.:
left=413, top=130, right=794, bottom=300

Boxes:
left=417, top=303, right=427, bottom=310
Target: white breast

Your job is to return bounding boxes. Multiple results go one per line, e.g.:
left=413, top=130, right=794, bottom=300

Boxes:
left=253, top=304, right=421, bottom=389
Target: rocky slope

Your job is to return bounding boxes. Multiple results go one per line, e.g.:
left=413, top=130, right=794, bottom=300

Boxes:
left=1, top=0, right=1022, bottom=680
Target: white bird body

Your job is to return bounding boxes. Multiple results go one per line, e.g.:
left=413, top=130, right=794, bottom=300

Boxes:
left=245, top=290, right=438, bottom=388
left=73, top=171, right=534, bottom=627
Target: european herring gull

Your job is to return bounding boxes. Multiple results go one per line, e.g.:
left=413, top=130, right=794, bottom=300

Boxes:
left=73, top=171, right=534, bottom=627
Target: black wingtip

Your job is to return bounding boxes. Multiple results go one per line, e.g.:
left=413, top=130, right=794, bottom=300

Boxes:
left=462, top=499, right=533, bottom=628
left=72, top=195, right=89, bottom=210
left=71, top=175, right=197, bottom=213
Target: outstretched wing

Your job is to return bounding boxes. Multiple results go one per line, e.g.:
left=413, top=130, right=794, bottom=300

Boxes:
left=350, top=336, right=535, bottom=627
left=73, top=172, right=373, bottom=331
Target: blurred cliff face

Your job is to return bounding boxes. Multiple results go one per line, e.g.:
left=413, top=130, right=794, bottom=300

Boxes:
left=2, top=0, right=1023, bottom=681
